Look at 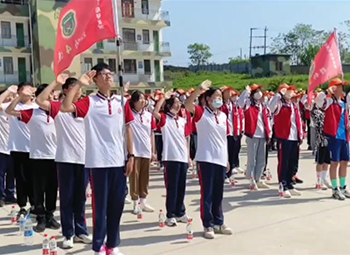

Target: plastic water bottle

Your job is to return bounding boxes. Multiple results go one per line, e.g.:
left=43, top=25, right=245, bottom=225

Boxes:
left=158, top=209, right=165, bottom=227
left=86, top=182, right=92, bottom=198
left=186, top=219, right=193, bottom=240
left=278, top=182, right=284, bottom=197
left=137, top=202, right=143, bottom=220
left=42, top=234, right=50, bottom=255
left=23, top=215, right=34, bottom=246
left=49, top=236, right=57, bottom=255
left=18, top=214, right=26, bottom=236
left=316, top=175, right=322, bottom=190
left=10, top=206, right=17, bottom=224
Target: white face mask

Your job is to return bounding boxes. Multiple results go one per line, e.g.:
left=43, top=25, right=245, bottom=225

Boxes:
left=285, top=92, right=293, bottom=99
left=264, top=96, right=268, bottom=103
left=253, top=91, right=263, bottom=100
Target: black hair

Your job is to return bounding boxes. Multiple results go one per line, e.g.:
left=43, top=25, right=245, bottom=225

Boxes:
left=62, top=77, right=78, bottom=90
left=18, top=82, right=33, bottom=90
left=129, top=90, right=145, bottom=110
left=164, top=96, right=178, bottom=114
left=91, top=62, right=110, bottom=74
left=198, top=93, right=205, bottom=107
left=0, top=89, right=6, bottom=95
left=250, top=89, right=259, bottom=98
left=35, top=83, right=49, bottom=97
left=204, top=88, right=220, bottom=105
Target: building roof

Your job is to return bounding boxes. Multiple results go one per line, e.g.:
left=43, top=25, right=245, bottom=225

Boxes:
left=251, top=53, right=291, bottom=58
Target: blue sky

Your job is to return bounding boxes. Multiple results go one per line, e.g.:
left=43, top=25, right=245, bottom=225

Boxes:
left=162, top=0, right=350, bottom=66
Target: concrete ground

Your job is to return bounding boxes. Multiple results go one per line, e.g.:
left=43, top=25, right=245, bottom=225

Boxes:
left=0, top=142, right=349, bottom=255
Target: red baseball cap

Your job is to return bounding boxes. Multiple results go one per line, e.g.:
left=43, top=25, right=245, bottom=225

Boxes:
left=329, top=78, right=349, bottom=88
left=250, top=84, right=263, bottom=91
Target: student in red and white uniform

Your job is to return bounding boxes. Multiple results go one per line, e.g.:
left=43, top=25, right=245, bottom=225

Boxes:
left=6, top=84, right=60, bottom=232
left=185, top=80, right=233, bottom=240
left=1, top=82, right=38, bottom=218
left=36, top=75, right=92, bottom=248
left=220, top=88, right=244, bottom=182
left=153, top=90, right=191, bottom=227
left=60, top=64, right=134, bottom=255
left=0, top=86, right=17, bottom=207
left=238, top=84, right=271, bottom=190
left=268, top=84, right=303, bottom=198
left=128, top=90, right=157, bottom=214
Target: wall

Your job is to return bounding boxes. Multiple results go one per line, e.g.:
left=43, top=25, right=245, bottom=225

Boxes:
left=189, top=63, right=250, bottom=74
left=291, top=64, right=350, bottom=75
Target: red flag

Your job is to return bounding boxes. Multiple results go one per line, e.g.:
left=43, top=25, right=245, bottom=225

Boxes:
left=308, top=31, right=343, bottom=105
left=54, top=0, right=117, bottom=76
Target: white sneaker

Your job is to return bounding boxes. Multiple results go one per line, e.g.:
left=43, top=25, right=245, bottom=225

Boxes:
left=224, top=178, right=230, bottom=184
left=213, top=224, right=233, bottom=235
left=323, top=180, right=332, bottom=189
left=94, top=245, right=106, bottom=255
left=132, top=200, right=138, bottom=214
left=176, top=215, right=192, bottom=223
left=235, top=167, right=244, bottom=174
left=283, top=190, right=292, bottom=198
left=141, top=203, right=154, bottom=213
left=165, top=217, right=177, bottom=227
left=231, top=168, right=238, bottom=175
left=204, top=227, right=215, bottom=239
left=107, top=247, right=124, bottom=255
left=125, top=198, right=131, bottom=204
left=257, top=181, right=270, bottom=189
left=289, top=189, right=301, bottom=196
left=74, top=234, right=92, bottom=244
left=62, top=237, right=74, bottom=249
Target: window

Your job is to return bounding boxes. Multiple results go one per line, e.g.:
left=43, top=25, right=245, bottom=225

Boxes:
left=3, top=57, right=13, bottom=74
left=108, top=58, right=116, bottom=72
left=275, top=61, right=283, bottom=71
left=97, top=58, right=104, bottom=64
left=141, top=0, right=149, bottom=14
left=83, top=58, right=93, bottom=72
left=124, top=59, right=137, bottom=74
left=122, top=28, right=135, bottom=42
left=96, top=41, right=104, bottom=49
left=142, top=30, right=150, bottom=44
left=121, top=0, right=134, bottom=18
left=1, top=21, right=11, bottom=39
left=144, top=60, right=151, bottom=74
left=145, top=89, right=151, bottom=94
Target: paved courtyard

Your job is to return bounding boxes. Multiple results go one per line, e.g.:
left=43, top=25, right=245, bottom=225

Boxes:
left=0, top=143, right=349, bottom=255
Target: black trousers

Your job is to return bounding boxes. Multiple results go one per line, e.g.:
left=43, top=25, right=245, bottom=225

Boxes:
left=306, top=119, right=311, bottom=146
left=277, top=140, right=299, bottom=190
left=155, top=134, right=163, bottom=166
left=263, top=143, right=269, bottom=173
left=31, top=159, right=58, bottom=219
left=227, top=136, right=241, bottom=178
left=11, top=151, right=34, bottom=208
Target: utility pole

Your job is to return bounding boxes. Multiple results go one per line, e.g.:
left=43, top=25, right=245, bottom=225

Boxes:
left=249, top=27, right=268, bottom=58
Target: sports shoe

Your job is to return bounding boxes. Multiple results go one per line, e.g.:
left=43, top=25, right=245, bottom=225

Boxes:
left=231, top=168, right=238, bottom=175
left=235, top=167, right=245, bottom=174
left=332, top=188, right=346, bottom=201
left=62, top=237, right=74, bottom=249
left=213, top=224, right=233, bottom=235
left=107, top=247, right=124, bottom=255
left=293, top=176, right=303, bottom=184
left=141, top=202, right=154, bottom=213
left=204, top=227, right=215, bottom=239
left=124, top=197, right=131, bottom=204
left=340, top=186, right=350, bottom=198
left=95, top=245, right=107, bottom=255
left=323, top=180, right=332, bottom=189
left=289, top=189, right=301, bottom=196
left=34, top=217, right=46, bottom=233
left=283, top=190, right=292, bottom=198
left=257, top=181, right=270, bottom=189
left=224, top=178, right=230, bottom=184
left=320, top=182, right=328, bottom=190
left=0, top=199, right=4, bottom=207
left=74, top=234, right=92, bottom=244
left=165, top=217, right=177, bottom=227
left=132, top=200, right=138, bottom=214
left=46, top=217, right=61, bottom=230
left=17, top=208, right=27, bottom=220
left=176, top=215, right=192, bottom=223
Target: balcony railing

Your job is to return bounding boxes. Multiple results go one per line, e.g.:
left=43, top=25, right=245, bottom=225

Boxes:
left=121, top=41, right=171, bottom=53
left=0, top=35, right=30, bottom=48
left=0, top=71, right=31, bottom=84
left=121, top=7, right=170, bottom=23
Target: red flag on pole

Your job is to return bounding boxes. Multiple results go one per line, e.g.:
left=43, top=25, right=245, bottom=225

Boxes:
left=54, top=0, right=117, bottom=76
left=308, top=31, right=343, bottom=105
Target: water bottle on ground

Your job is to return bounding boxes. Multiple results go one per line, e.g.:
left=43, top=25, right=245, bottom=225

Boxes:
left=137, top=202, right=143, bottom=219
left=158, top=209, right=165, bottom=227
left=49, top=236, right=57, bottom=255
left=23, top=215, right=34, bottom=246
left=316, top=175, right=322, bottom=190
left=18, top=214, right=26, bottom=236
left=86, top=182, right=92, bottom=198
left=186, top=219, right=193, bottom=240
left=278, top=182, right=284, bottom=197
left=10, top=206, right=17, bottom=224
left=42, top=234, right=50, bottom=255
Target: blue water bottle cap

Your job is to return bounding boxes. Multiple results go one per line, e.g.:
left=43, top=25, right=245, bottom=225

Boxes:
left=27, top=215, right=31, bottom=220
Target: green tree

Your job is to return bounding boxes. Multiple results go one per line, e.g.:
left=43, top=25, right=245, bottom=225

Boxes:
left=300, top=44, right=320, bottom=65
left=187, top=43, right=213, bottom=66
left=228, top=56, right=249, bottom=65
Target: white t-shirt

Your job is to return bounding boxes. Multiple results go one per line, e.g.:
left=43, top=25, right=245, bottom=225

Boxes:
left=130, top=109, right=156, bottom=159
left=7, top=102, right=38, bottom=153
left=20, top=108, right=57, bottom=159
left=74, top=93, right=134, bottom=168
left=158, top=112, right=189, bottom=163
left=0, top=102, right=10, bottom=155
left=194, top=106, right=228, bottom=167
left=50, top=101, right=85, bottom=164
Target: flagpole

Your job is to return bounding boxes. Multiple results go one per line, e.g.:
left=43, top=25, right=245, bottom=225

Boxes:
left=334, top=27, right=344, bottom=81
left=28, top=0, right=37, bottom=86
